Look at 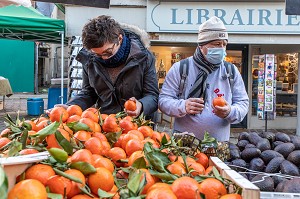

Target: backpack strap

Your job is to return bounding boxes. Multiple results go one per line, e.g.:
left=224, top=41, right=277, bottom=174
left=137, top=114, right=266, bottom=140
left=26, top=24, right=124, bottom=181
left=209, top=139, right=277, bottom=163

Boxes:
left=224, top=61, right=235, bottom=91
left=178, top=58, right=189, bottom=99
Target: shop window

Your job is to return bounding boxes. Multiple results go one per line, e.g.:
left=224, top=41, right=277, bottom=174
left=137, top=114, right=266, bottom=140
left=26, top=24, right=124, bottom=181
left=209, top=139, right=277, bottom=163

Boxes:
left=251, top=53, right=298, bottom=117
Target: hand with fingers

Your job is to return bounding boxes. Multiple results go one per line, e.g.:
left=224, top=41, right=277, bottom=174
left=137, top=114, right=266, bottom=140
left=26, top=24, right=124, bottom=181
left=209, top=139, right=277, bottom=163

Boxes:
left=185, top=98, right=205, bottom=115
left=124, top=97, right=142, bottom=117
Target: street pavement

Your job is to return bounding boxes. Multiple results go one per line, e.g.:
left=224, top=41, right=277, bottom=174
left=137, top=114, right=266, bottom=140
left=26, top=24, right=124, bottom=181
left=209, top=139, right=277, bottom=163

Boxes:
left=0, top=93, right=296, bottom=144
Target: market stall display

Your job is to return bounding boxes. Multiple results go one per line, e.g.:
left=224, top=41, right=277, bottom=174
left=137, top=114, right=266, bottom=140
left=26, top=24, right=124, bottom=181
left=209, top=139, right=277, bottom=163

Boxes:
left=0, top=105, right=246, bottom=199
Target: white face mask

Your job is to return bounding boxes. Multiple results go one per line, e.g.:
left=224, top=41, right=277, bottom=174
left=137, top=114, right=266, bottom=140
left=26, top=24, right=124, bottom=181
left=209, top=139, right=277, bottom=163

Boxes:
left=205, top=47, right=227, bottom=65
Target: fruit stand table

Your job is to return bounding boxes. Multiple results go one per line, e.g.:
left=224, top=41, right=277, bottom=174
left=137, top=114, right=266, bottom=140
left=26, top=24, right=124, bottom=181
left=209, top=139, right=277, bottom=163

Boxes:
left=0, top=77, right=13, bottom=110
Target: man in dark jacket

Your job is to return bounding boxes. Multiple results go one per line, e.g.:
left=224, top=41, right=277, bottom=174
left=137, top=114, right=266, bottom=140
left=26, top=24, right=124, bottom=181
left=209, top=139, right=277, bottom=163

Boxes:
left=66, top=15, right=159, bottom=119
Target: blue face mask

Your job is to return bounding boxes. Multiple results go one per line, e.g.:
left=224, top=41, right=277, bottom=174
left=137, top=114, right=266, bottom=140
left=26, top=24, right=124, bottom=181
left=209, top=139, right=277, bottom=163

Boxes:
left=205, top=47, right=226, bottom=65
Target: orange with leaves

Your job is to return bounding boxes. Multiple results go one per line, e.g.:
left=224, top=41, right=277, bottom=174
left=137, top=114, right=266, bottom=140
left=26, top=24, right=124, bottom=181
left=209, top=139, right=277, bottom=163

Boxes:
left=94, top=157, right=115, bottom=173
left=46, top=175, right=72, bottom=195
left=82, top=110, right=99, bottom=123
left=188, top=162, right=205, bottom=176
left=138, top=126, right=154, bottom=138
left=213, top=96, right=226, bottom=107
left=67, top=104, right=83, bottom=116
left=102, top=115, right=120, bottom=133
left=88, top=167, right=114, bottom=194
left=7, top=179, right=47, bottom=199
left=25, top=164, right=55, bottom=186
left=0, top=128, right=11, bottom=137
left=34, top=116, right=48, bottom=125
left=70, top=149, right=94, bottom=166
left=167, top=162, right=186, bottom=176
left=49, top=106, right=69, bottom=122
left=138, top=169, right=156, bottom=194
left=199, top=178, right=227, bottom=199
left=142, top=138, right=160, bottom=149
left=79, top=118, right=96, bottom=132
left=124, top=99, right=137, bottom=111
left=35, top=119, right=49, bottom=131
left=195, top=152, right=209, bottom=169
left=23, top=120, right=38, bottom=131
left=205, top=166, right=214, bottom=175
left=0, top=137, right=11, bottom=148
left=84, top=137, right=103, bottom=155
left=171, top=176, right=200, bottom=199
left=46, top=128, right=70, bottom=149
left=65, top=169, right=86, bottom=198
left=128, top=150, right=145, bottom=166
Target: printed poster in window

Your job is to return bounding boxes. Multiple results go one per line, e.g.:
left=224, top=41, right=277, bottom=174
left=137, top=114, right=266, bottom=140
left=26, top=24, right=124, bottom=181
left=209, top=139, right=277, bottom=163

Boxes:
left=257, top=55, right=265, bottom=119
left=264, top=54, right=275, bottom=112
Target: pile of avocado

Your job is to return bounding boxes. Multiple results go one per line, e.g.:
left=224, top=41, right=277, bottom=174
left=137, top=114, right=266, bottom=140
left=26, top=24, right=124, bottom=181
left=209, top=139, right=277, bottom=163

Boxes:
left=228, top=131, right=300, bottom=193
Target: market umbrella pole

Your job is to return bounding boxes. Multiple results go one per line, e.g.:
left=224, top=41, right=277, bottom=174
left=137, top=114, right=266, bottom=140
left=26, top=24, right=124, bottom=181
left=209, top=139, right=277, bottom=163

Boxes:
left=297, top=52, right=300, bottom=136
left=35, top=43, right=39, bottom=94
left=60, top=31, right=64, bottom=104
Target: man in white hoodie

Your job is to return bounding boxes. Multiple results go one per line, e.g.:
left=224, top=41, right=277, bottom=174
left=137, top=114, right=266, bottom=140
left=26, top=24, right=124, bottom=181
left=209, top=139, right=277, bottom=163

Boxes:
left=158, top=16, right=249, bottom=142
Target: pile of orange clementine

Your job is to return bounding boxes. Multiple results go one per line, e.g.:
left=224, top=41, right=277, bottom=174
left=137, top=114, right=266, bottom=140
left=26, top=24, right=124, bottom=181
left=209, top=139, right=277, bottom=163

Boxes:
left=1, top=103, right=242, bottom=199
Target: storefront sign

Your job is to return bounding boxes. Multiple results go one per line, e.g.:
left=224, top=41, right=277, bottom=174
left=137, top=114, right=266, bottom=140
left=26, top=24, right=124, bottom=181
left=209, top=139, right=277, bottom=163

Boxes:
left=147, top=1, right=300, bottom=34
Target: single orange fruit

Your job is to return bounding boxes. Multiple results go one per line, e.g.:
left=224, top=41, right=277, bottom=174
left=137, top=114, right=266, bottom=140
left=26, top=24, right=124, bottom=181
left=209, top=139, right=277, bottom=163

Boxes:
left=34, top=116, right=48, bottom=125
left=87, top=167, right=114, bottom=194
left=82, top=110, right=99, bottom=123
left=86, top=107, right=98, bottom=114
left=128, top=130, right=144, bottom=140
left=138, top=168, right=156, bottom=194
left=205, top=166, right=214, bottom=175
left=212, top=96, right=226, bottom=107
left=84, top=137, right=103, bottom=155
left=102, top=115, right=120, bottom=133
left=74, top=130, right=92, bottom=143
left=92, top=132, right=107, bottom=142
left=121, top=133, right=140, bottom=150
left=59, top=123, right=74, bottom=135
left=46, top=128, right=70, bottom=149
left=147, top=182, right=172, bottom=194
left=124, top=100, right=137, bottom=111
left=7, top=179, right=47, bottom=199
left=67, top=104, right=83, bottom=116
left=113, top=134, right=125, bottom=148
left=67, top=115, right=81, bottom=123
left=107, top=147, right=126, bottom=167
left=71, top=194, right=99, bottom=199
left=49, top=106, right=69, bottom=122
left=167, top=162, right=186, bottom=176
left=92, top=154, right=103, bottom=161
left=79, top=118, right=96, bottom=132
left=46, top=175, right=72, bottom=195
left=0, top=128, right=11, bottom=137
left=171, top=176, right=200, bottom=199
left=71, top=149, right=94, bottom=166
left=119, top=119, right=136, bottom=134
left=195, top=152, right=209, bottom=169
left=188, top=162, right=205, bottom=176
left=199, top=178, right=227, bottom=199
left=146, top=188, right=177, bottom=199
left=94, top=157, right=115, bottom=173
left=101, top=140, right=112, bottom=156
left=23, top=120, right=38, bottom=131
left=160, top=132, right=171, bottom=141
left=65, top=169, right=86, bottom=198
left=25, top=164, right=55, bottom=186
left=220, top=193, right=243, bottom=199
left=0, top=137, right=11, bottom=148
left=94, top=122, right=101, bottom=133
left=35, top=120, right=50, bottom=131
left=125, top=138, right=144, bottom=156
left=19, top=148, right=39, bottom=155
left=100, top=113, right=109, bottom=120
left=151, top=131, right=162, bottom=143
left=142, top=138, right=160, bottom=149
left=138, top=126, right=154, bottom=138
left=128, top=150, right=145, bottom=166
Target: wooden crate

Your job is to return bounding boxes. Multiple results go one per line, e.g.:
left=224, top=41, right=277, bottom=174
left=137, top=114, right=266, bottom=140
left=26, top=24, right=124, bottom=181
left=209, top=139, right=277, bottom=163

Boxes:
left=209, top=156, right=260, bottom=199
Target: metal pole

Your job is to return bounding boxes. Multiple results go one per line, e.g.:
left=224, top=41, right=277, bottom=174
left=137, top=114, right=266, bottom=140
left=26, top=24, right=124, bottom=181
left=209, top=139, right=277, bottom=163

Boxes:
left=60, top=32, right=64, bottom=104
left=35, top=43, right=39, bottom=94
left=296, top=52, right=300, bottom=135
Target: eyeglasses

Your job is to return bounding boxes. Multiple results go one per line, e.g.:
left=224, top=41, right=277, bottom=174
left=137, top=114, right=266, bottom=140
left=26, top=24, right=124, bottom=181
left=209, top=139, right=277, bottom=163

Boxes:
left=92, top=43, right=117, bottom=58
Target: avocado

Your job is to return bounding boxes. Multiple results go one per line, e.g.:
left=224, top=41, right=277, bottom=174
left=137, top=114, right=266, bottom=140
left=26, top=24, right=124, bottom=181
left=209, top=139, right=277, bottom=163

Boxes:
left=230, top=148, right=241, bottom=160
left=275, top=132, right=291, bottom=143
left=287, top=150, right=300, bottom=166
left=230, top=159, right=247, bottom=172
left=274, top=143, right=295, bottom=158
left=282, top=178, right=300, bottom=193
left=272, top=141, right=284, bottom=149
left=237, top=140, right=249, bottom=150
left=249, top=158, right=265, bottom=172
left=238, top=132, right=249, bottom=141
left=241, top=148, right=261, bottom=162
left=290, top=135, right=300, bottom=150
left=280, top=160, right=300, bottom=176
left=275, top=180, right=288, bottom=192
left=229, top=142, right=239, bottom=150
left=251, top=174, right=274, bottom=191
left=260, top=150, right=284, bottom=164
left=248, top=132, right=263, bottom=145
left=261, top=131, right=276, bottom=143
left=245, top=144, right=256, bottom=148
left=256, top=138, right=271, bottom=152
left=265, top=157, right=285, bottom=173
left=272, top=175, right=288, bottom=188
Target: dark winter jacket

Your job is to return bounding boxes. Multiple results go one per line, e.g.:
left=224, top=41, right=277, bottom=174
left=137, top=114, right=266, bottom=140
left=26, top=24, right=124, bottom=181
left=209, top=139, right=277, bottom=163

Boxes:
left=67, top=25, right=159, bottom=119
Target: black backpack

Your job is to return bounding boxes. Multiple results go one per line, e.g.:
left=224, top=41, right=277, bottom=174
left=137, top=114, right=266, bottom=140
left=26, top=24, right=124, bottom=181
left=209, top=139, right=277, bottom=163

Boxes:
left=178, top=58, right=236, bottom=99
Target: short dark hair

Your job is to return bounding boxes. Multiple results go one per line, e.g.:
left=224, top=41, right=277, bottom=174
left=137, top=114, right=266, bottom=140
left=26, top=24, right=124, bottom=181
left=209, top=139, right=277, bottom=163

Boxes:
left=82, top=15, right=123, bottom=50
